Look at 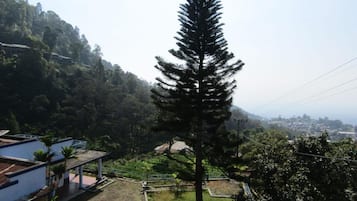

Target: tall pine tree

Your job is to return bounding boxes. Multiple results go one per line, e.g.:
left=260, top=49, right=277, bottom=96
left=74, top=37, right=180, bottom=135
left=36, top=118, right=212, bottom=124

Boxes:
left=151, top=0, right=244, bottom=200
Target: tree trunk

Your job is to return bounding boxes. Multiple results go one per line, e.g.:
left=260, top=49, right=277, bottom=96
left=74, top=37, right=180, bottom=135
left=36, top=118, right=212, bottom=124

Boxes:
left=195, top=132, right=203, bottom=201
left=195, top=53, right=204, bottom=201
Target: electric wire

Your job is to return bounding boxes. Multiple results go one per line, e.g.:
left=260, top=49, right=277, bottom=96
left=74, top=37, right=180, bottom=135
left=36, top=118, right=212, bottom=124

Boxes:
left=300, top=85, right=357, bottom=105
left=295, top=151, right=357, bottom=163
left=254, top=56, right=357, bottom=111
left=292, top=76, right=357, bottom=105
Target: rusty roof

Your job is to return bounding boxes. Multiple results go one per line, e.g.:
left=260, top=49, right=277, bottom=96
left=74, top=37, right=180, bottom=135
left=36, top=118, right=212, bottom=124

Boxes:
left=0, top=157, right=44, bottom=186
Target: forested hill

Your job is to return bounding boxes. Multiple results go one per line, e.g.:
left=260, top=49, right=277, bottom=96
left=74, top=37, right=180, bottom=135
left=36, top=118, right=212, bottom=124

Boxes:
left=0, top=0, right=115, bottom=68
left=0, top=0, right=158, bottom=156
left=0, top=0, right=260, bottom=157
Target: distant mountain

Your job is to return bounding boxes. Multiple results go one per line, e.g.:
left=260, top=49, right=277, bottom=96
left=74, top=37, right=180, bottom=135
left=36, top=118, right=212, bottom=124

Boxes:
left=231, top=105, right=263, bottom=120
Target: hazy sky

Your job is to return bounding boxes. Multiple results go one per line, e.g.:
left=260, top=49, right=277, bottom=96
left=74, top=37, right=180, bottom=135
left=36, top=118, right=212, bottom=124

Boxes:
left=28, top=0, right=357, bottom=125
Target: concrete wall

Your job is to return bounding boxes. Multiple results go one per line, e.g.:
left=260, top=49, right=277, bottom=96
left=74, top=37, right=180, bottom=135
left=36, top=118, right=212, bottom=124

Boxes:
left=51, top=139, right=74, bottom=161
left=0, top=166, right=46, bottom=201
left=0, top=139, right=74, bottom=162
left=0, top=138, right=74, bottom=200
left=0, top=140, right=42, bottom=160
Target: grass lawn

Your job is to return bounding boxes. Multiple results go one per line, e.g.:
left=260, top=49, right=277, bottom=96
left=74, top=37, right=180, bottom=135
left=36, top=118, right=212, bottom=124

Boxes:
left=85, top=154, right=226, bottom=180
left=86, top=154, right=222, bottom=180
left=85, top=154, right=169, bottom=180
left=207, top=180, right=241, bottom=195
left=148, top=191, right=232, bottom=201
left=71, top=178, right=144, bottom=201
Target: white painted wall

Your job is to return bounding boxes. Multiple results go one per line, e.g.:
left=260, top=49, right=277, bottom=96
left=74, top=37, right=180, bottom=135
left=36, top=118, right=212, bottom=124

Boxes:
left=0, top=140, right=42, bottom=160
left=0, top=138, right=74, bottom=200
left=0, top=139, right=74, bottom=162
left=51, top=139, right=74, bottom=162
left=0, top=166, right=46, bottom=201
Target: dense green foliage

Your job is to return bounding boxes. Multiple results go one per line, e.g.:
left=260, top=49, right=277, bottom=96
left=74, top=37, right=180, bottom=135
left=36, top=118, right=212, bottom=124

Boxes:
left=0, top=0, right=104, bottom=66
left=152, top=0, right=243, bottom=200
left=240, top=130, right=357, bottom=201
left=0, top=0, right=159, bottom=156
left=0, top=51, right=158, bottom=155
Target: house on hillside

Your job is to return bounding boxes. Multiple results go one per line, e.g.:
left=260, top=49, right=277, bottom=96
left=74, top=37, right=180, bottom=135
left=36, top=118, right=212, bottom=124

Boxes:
left=0, top=42, right=30, bottom=56
left=0, top=41, right=73, bottom=64
left=0, top=133, right=107, bottom=201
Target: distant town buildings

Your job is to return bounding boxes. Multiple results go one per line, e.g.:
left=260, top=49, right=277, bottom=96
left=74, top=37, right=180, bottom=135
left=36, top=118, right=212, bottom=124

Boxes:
left=268, top=115, right=356, bottom=141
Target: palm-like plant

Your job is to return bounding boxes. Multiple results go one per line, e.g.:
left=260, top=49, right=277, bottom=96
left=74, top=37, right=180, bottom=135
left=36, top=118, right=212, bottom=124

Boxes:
left=61, top=146, right=76, bottom=185
left=50, top=164, right=66, bottom=200
left=33, top=148, right=55, bottom=186
left=39, top=134, right=56, bottom=185
left=41, top=134, right=55, bottom=151
left=61, top=146, right=76, bottom=168
left=33, top=149, right=48, bottom=162
left=51, top=164, right=66, bottom=181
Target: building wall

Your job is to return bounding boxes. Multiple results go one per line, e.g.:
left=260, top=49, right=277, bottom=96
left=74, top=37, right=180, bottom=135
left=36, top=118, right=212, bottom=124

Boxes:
left=0, top=166, right=46, bottom=201
left=0, top=139, right=74, bottom=161
left=51, top=139, right=74, bottom=161
left=0, top=140, right=42, bottom=160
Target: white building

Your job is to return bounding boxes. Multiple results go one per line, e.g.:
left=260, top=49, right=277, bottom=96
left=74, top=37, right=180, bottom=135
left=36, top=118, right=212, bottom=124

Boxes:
left=0, top=156, right=46, bottom=201
left=0, top=135, right=73, bottom=162
left=0, top=134, right=107, bottom=201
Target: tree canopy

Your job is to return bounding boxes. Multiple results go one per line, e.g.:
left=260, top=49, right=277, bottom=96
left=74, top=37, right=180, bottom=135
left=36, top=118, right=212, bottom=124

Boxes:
left=152, top=0, right=243, bottom=200
left=240, top=130, right=357, bottom=201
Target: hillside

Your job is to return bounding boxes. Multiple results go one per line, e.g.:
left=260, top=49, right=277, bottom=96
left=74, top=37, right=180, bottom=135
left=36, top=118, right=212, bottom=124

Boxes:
left=0, top=0, right=263, bottom=157
left=0, top=0, right=160, bottom=156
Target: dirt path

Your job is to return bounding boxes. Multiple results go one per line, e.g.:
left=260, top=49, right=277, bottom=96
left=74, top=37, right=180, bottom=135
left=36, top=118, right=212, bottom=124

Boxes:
left=73, top=178, right=144, bottom=201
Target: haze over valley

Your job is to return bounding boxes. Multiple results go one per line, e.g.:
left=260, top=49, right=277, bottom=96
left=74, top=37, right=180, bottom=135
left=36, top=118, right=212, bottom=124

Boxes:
left=26, top=0, right=357, bottom=125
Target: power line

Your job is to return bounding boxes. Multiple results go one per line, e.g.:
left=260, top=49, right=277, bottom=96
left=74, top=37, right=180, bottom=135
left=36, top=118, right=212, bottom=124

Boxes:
left=302, top=56, right=357, bottom=86
left=300, top=85, right=357, bottom=105
left=254, top=56, right=357, bottom=111
left=293, top=76, right=357, bottom=105
left=322, top=63, right=357, bottom=81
